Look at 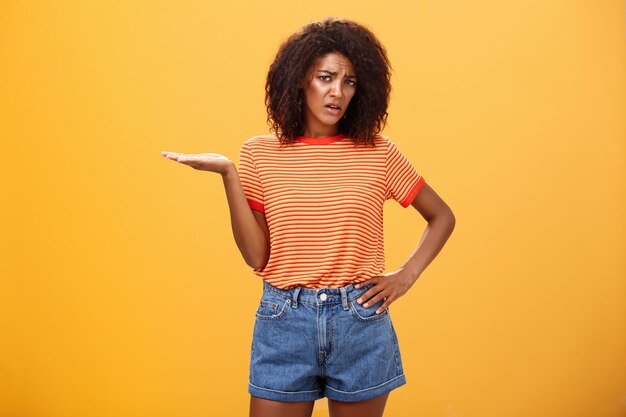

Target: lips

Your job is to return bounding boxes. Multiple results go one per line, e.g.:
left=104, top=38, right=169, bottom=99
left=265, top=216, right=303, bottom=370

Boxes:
left=325, top=106, right=341, bottom=115
left=325, top=104, right=341, bottom=109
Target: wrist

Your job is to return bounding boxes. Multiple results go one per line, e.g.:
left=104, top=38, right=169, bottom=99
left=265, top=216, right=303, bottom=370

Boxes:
left=399, top=265, right=421, bottom=283
left=222, top=162, right=237, bottom=179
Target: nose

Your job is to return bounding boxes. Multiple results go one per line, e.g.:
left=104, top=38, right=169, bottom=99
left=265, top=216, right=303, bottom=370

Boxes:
left=330, top=80, right=343, bottom=98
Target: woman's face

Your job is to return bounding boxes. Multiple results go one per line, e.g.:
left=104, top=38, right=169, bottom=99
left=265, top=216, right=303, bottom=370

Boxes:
left=300, top=51, right=357, bottom=136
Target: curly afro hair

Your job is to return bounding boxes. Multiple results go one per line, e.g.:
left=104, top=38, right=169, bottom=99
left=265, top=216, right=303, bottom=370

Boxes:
left=265, top=17, right=393, bottom=148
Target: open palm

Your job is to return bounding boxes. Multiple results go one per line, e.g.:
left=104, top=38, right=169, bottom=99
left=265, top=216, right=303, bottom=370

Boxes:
left=161, top=151, right=233, bottom=175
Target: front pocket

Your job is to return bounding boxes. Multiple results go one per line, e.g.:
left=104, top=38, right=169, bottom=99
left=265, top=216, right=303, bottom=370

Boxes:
left=255, top=297, right=290, bottom=320
left=348, top=298, right=389, bottom=322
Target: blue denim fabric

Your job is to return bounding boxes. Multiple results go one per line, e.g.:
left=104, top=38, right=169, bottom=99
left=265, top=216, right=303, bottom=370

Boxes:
left=248, top=280, right=406, bottom=402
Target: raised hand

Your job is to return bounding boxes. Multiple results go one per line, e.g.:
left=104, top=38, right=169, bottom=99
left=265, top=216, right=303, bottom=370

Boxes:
left=161, top=151, right=234, bottom=175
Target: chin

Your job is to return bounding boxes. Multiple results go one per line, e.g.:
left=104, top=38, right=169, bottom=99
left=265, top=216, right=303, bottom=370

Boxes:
left=320, top=115, right=342, bottom=123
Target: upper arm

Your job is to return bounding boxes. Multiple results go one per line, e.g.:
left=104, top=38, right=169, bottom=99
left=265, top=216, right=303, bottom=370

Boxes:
left=239, top=140, right=265, bottom=212
left=252, top=209, right=270, bottom=244
left=410, top=182, right=454, bottom=223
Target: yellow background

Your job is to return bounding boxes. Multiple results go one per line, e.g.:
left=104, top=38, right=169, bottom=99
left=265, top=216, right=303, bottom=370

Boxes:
left=1, top=1, right=624, bottom=416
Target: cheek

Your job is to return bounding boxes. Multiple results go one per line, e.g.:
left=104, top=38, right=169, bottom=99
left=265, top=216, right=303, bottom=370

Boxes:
left=305, top=84, right=325, bottom=105
left=346, top=90, right=357, bottom=103
left=309, top=82, right=326, bottom=97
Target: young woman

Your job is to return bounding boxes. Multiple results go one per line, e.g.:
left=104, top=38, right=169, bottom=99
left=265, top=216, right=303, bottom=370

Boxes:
left=162, top=17, right=455, bottom=417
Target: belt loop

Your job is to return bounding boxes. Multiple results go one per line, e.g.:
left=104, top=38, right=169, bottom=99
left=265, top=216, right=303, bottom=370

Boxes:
left=340, top=286, right=349, bottom=311
left=292, top=286, right=301, bottom=308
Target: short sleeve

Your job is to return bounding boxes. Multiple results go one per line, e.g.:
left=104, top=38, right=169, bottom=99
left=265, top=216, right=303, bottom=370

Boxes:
left=385, top=138, right=426, bottom=207
left=238, top=141, right=265, bottom=213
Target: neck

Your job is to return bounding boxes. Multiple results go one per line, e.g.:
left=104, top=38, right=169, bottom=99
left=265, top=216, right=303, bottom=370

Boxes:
left=302, top=117, right=339, bottom=137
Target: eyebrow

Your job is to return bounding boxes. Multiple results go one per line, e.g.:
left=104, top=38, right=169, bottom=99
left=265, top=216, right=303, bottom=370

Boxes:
left=318, top=69, right=358, bottom=79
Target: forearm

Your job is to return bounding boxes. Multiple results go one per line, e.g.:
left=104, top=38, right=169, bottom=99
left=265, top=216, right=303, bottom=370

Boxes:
left=399, top=209, right=456, bottom=281
left=222, top=164, right=269, bottom=270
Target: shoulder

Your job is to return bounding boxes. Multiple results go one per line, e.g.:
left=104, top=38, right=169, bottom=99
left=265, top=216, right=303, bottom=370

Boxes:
left=372, top=133, right=392, bottom=150
left=372, top=133, right=390, bottom=143
left=375, top=134, right=409, bottom=152
left=242, top=134, right=279, bottom=148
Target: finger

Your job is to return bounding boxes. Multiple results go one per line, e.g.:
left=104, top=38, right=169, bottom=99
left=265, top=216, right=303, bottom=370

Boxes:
left=375, top=297, right=392, bottom=314
left=362, top=291, right=387, bottom=308
left=356, top=285, right=384, bottom=305
left=178, top=155, right=198, bottom=163
left=162, top=153, right=186, bottom=161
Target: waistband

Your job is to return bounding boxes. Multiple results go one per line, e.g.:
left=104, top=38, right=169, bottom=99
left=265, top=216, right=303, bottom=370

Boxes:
left=262, top=280, right=375, bottom=310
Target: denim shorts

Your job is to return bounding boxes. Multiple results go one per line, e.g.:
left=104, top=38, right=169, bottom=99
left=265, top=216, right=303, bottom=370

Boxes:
left=248, top=280, right=406, bottom=402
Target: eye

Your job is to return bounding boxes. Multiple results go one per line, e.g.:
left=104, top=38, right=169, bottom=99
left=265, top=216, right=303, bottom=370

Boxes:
left=319, top=76, right=331, bottom=81
left=345, top=79, right=356, bottom=86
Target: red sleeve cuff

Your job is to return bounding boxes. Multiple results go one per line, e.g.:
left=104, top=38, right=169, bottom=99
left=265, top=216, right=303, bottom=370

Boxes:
left=399, top=177, right=426, bottom=208
left=247, top=198, right=265, bottom=214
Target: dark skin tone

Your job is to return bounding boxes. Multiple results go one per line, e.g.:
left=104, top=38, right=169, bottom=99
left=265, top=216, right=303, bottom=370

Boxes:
left=354, top=182, right=455, bottom=313
left=252, top=182, right=455, bottom=315
left=162, top=145, right=454, bottom=417
left=249, top=393, right=389, bottom=417
left=248, top=182, right=454, bottom=417
left=163, top=50, right=455, bottom=417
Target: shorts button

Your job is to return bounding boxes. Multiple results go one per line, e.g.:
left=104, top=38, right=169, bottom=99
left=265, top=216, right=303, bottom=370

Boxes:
left=319, top=293, right=328, bottom=301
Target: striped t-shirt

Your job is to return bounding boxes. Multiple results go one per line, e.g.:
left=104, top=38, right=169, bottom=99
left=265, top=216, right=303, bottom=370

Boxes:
left=237, top=133, right=426, bottom=289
